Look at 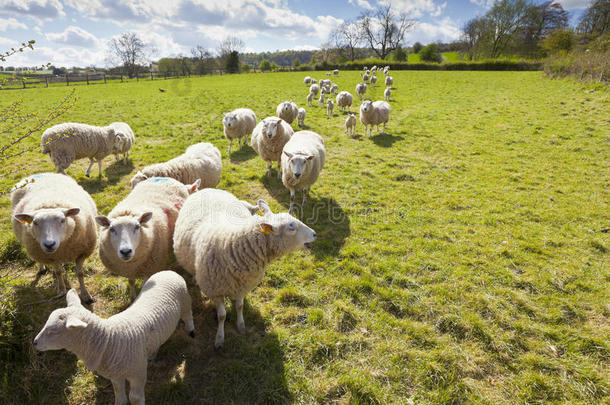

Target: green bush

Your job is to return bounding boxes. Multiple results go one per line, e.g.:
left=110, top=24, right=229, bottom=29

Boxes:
left=259, top=58, right=271, bottom=72
left=413, top=42, right=423, bottom=54
left=241, top=63, right=250, bottom=73
left=393, top=46, right=407, bottom=62
left=419, top=44, right=443, bottom=63
left=541, top=30, right=576, bottom=53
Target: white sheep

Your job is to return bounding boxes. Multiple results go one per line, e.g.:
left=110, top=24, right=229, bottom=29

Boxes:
left=41, top=122, right=118, bottom=177
left=360, top=100, right=391, bottom=137
left=385, top=75, right=394, bottom=87
left=222, top=108, right=257, bottom=155
left=370, top=75, right=377, bottom=86
left=304, top=76, right=312, bottom=85
left=356, top=82, right=367, bottom=99
left=11, top=173, right=97, bottom=303
left=327, top=99, right=334, bottom=116
left=130, top=142, right=221, bottom=189
left=325, top=72, right=331, bottom=76
left=173, top=189, right=316, bottom=348
left=96, top=177, right=199, bottom=300
left=297, top=108, right=306, bottom=127
left=306, top=91, right=314, bottom=107
left=250, top=117, right=294, bottom=179
left=309, top=83, right=320, bottom=96
left=383, top=66, right=390, bottom=75
left=371, top=65, right=377, bottom=72
left=281, top=131, right=326, bottom=215
left=110, top=122, right=135, bottom=165
left=363, top=73, right=370, bottom=83
left=333, top=69, right=339, bottom=76
left=311, top=78, right=317, bottom=84
left=336, top=91, right=353, bottom=112
left=276, top=101, right=299, bottom=125
left=384, top=87, right=391, bottom=101
left=34, top=271, right=194, bottom=405
left=330, top=83, right=338, bottom=94
left=345, top=113, right=357, bottom=137
left=318, top=92, right=325, bottom=108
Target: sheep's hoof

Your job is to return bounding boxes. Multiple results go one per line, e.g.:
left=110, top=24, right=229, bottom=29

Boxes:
left=214, top=342, right=223, bottom=350
left=83, top=296, right=95, bottom=305
left=85, top=173, right=90, bottom=178
left=189, top=330, right=195, bottom=338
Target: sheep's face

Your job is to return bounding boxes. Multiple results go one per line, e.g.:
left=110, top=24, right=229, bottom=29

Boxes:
left=34, top=289, right=88, bottom=351
left=264, top=119, right=282, bottom=139
left=361, top=100, right=373, bottom=113
left=129, top=171, right=147, bottom=188
left=113, top=133, right=127, bottom=152
left=14, top=208, right=80, bottom=253
left=222, top=113, right=237, bottom=128
left=327, top=100, right=333, bottom=107
left=96, top=212, right=152, bottom=262
left=282, top=102, right=291, bottom=112
left=283, top=152, right=313, bottom=180
left=257, top=200, right=316, bottom=251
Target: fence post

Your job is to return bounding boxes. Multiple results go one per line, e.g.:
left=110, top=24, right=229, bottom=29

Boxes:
left=45, top=76, right=48, bottom=87
left=121, top=75, right=123, bottom=82
left=136, top=72, right=139, bottom=82
left=22, top=79, right=26, bottom=89
left=103, top=73, right=107, bottom=84
left=150, top=72, right=153, bottom=80
left=86, top=73, right=89, bottom=85
left=66, top=74, right=69, bottom=86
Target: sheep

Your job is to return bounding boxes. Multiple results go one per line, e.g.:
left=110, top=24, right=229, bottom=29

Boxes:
left=41, top=122, right=118, bottom=177
left=363, top=66, right=368, bottom=71
left=250, top=117, right=294, bottom=179
left=356, top=82, right=367, bottom=99
left=383, top=66, right=390, bottom=75
left=281, top=131, right=325, bottom=215
left=11, top=173, right=97, bottom=303
left=360, top=100, right=391, bottom=137
left=222, top=108, right=257, bottom=155
left=384, top=87, right=391, bottom=101
left=370, top=75, right=377, bottom=86
left=363, top=73, right=370, bottom=83
left=311, top=78, right=317, bottom=84
left=345, top=113, right=357, bottom=137
left=96, top=177, right=200, bottom=300
left=276, top=101, right=299, bottom=125
left=325, top=72, right=331, bottom=76
left=320, top=79, right=332, bottom=90
left=129, top=142, right=221, bottom=190
left=333, top=69, right=339, bottom=76
left=110, top=122, right=135, bottom=164
left=34, top=271, right=194, bottom=405
left=330, top=83, right=338, bottom=94
left=318, top=92, right=325, bottom=108
left=371, top=65, right=377, bottom=72
left=304, top=76, right=312, bottom=85
left=336, top=91, right=354, bottom=112
left=297, top=108, right=306, bottom=127
left=327, top=99, right=334, bottom=116
left=385, top=75, right=394, bottom=87
left=309, top=83, right=320, bottom=96
left=173, top=189, right=316, bottom=348
left=306, top=91, right=314, bottom=107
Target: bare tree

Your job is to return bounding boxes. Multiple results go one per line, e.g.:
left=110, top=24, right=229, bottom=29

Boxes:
left=191, top=45, right=215, bottom=74
left=109, top=32, right=147, bottom=78
left=358, top=4, right=416, bottom=60
left=577, top=0, right=610, bottom=37
left=331, top=20, right=363, bottom=61
left=486, top=0, right=531, bottom=58
left=217, top=36, right=244, bottom=57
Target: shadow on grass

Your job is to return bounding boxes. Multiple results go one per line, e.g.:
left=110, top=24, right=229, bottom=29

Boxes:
left=79, top=159, right=134, bottom=194
left=262, top=176, right=351, bottom=259
left=371, top=132, right=403, bottom=147
left=229, top=146, right=256, bottom=163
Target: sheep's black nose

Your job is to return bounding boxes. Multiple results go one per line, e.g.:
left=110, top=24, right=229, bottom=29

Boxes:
left=294, top=173, right=301, bottom=179
left=33, top=339, right=38, bottom=346
left=120, top=248, right=132, bottom=256
left=43, top=241, right=56, bottom=250
left=312, top=232, right=317, bottom=239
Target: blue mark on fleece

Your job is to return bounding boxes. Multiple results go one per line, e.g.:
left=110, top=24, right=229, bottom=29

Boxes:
left=148, top=177, right=172, bottom=183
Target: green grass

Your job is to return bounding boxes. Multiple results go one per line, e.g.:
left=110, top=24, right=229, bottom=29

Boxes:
left=0, top=71, right=609, bottom=404
left=408, top=52, right=462, bottom=63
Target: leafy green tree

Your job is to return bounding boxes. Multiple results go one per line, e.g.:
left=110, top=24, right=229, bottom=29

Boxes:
left=393, top=46, right=407, bottom=61
left=292, top=58, right=301, bottom=68
left=419, top=43, right=443, bottom=63
left=241, top=63, right=250, bottom=72
left=225, top=50, right=240, bottom=73
left=412, top=42, right=423, bottom=53
left=541, top=29, right=575, bottom=53
left=259, top=58, right=272, bottom=71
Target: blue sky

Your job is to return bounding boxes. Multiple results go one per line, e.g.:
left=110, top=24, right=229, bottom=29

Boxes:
left=0, top=0, right=590, bottom=68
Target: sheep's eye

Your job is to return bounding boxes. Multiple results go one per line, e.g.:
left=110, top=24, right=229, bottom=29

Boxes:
left=32, top=220, right=39, bottom=226
left=109, top=227, right=116, bottom=234
left=60, top=218, right=65, bottom=224
left=288, top=222, right=296, bottom=230
left=58, top=314, right=65, bottom=321
left=134, top=224, right=140, bottom=232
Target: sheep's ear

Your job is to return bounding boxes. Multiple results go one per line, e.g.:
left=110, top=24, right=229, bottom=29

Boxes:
left=259, top=223, right=273, bottom=234
left=66, top=289, right=82, bottom=307
left=306, top=155, right=314, bottom=161
left=64, top=208, right=80, bottom=217
left=283, top=151, right=293, bottom=159
left=139, top=212, right=153, bottom=224
left=66, top=316, right=87, bottom=329
left=95, top=216, right=110, bottom=227
left=14, top=213, right=33, bottom=224
left=188, top=179, right=201, bottom=194
left=257, top=199, right=272, bottom=216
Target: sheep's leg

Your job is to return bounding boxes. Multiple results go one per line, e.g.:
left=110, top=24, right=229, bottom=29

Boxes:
left=302, top=187, right=309, bottom=208
left=382, top=123, right=386, bottom=134
left=127, top=374, right=146, bottom=405
left=227, top=140, right=233, bottom=155
left=214, top=297, right=226, bottom=349
left=289, top=189, right=296, bottom=215
left=182, top=303, right=195, bottom=338
left=111, top=378, right=128, bottom=405
left=277, top=161, right=281, bottom=179
left=97, top=160, right=102, bottom=177
left=266, top=161, right=272, bottom=177
left=235, top=296, right=246, bottom=334
left=123, top=153, right=127, bottom=164
left=53, top=264, right=67, bottom=295
left=30, top=264, right=47, bottom=287
left=129, top=278, right=137, bottom=301
left=148, top=349, right=158, bottom=361
left=85, top=159, right=94, bottom=177
left=75, top=256, right=94, bottom=304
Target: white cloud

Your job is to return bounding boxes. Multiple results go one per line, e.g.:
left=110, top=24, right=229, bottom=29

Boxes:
left=0, top=0, right=65, bottom=19
left=0, top=17, right=27, bottom=31
left=46, top=26, right=99, bottom=47
left=552, top=0, right=591, bottom=9
left=469, top=0, right=496, bottom=8
left=407, top=17, right=462, bottom=44
left=348, top=0, right=374, bottom=9
left=382, top=0, right=447, bottom=18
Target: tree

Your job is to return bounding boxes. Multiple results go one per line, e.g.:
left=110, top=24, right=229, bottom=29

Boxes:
left=520, top=1, right=568, bottom=56
left=577, top=0, right=610, bottom=37
left=225, top=50, right=240, bottom=73
left=393, top=46, right=407, bottom=61
left=109, top=32, right=147, bottom=78
left=331, top=20, right=363, bottom=61
left=191, top=45, right=214, bottom=75
left=218, top=36, right=244, bottom=59
left=358, top=4, right=416, bottom=59
left=292, top=58, right=301, bottom=68
left=412, top=42, right=423, bottom=53
left=259, top=58, right=272, bottom=72
left=419, top=43, right=443, bottom=62
left=241, top=63, right=251, bottom=72
left=541, top=29, right=575, bottom=53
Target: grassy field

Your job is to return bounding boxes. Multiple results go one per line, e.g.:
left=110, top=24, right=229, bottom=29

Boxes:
left=0, top=70, right=608, bottom=404
left=408, top=52, right=462, bottom=63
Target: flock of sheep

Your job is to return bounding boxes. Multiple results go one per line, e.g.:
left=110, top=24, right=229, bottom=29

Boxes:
left=11, top=66, right=394, bottom=404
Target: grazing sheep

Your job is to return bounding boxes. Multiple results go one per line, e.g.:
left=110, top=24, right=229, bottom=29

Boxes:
left=130, top=142, right=221, bottom=189
left=356, top=82, right=367, bottom=99
left=110, top=122, right=135, bottom=165
left=360, top=100, right=391, bottom=137
left=371, top=65, right=377, bottom=72
left=276, top=101, right=299, bottom=125
left=251, top=117, right=294, bottom=178
left=318, top=92, right=325, bottom=108
left=345, top=113, right=357, bottom=137
left=173, top=189, right=316, bottom=348
left=384, top=87, right=391, bottom=101
left=383, top=66, right=390, bottom=75
left=281, top=131, right=326, bottom=215
left=385, top=75, right=394, bottom=87
left=336, top=91, right=354, bottom=112
left=320, top=79, right=331, bottom=91
left=11, top=173, right=97, bottom=303
left=325, top=72, right=331, bottom=76
left=363, top=73, right=370, bottom=83
left=309, top=83, right=320, bottom=96
left=370, top=75, right=377, bottom=86
left=222, top=108, right=257, bottom=155
left=327, top=99, right=334, bottom=116
left=311, top=78, right=317, bottom=84
left=34, top=272, right=194, bottom=405
left=306, top=92, right=314, bottom=107
left=297, top=108, right=306, bottom=127
left=333, top=69, right=339, bottom=76
left=97, top=177, right=199, bottom=300
left=330, top=83, right=338, bottom=94
left=41, top=122, right=118, bottom=177
left=304, top=76, right=312, bottom=85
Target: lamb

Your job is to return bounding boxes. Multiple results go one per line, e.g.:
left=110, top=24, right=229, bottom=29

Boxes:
left=304, top=76, right=312, bottom=85
left=363, top=73, right=370, bottom=83
left=384, top=87, right=391, bottom=101
left=96, top=177, right=199, bottom=300
left=34, top=271, right=194, bottom=405
left=11, top=173, right=97, bottom=303
left=110, top=122, right=135, bottom=164
left=385, top=75, right=394, bottom=87
left=276, top=101, right=299, bottom=125
left=327, top=99, right=334, bottom=116
left=281, top=131, right=326, bottom=215
left=309, top=83, right=320, bottom=96
left=383, top=66, right=390, bottom=75
left=306, top=92, right=314, bottom=107
left=173, top=189, right=316, bottom=348
left=320, top=79, right=332, bottom=90
left=318, top=92, right=325, bottom=108
left=325, top=72, right=331, bottom=76
left=41, top=122, right=118, bottom=177
left=371, top=65, right=377, bottom=72
left=370, top=75, right=377, bottom=86
left=360, top=100, right=391, bottom=137
left=336, top=91, right=353, bottom=112
left=330, top=83, right=338, bottom=94
left=297, top=108, right=306, bottom=127
left=356, top=82, right=367, bottom=99
left=222, top=108, right=257, bottom=155
left=333, top=69, right=339, bottom=76
left=129, top=142, right=221, bottom=190
left=311, top=78, right=317, bottom=84
left=250, top=117, right=294, bottom=178
left=345, top=113, right=357, bottom=137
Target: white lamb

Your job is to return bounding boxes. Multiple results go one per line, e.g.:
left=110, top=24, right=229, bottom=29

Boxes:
left=345, top=113, right=357, bottom=137
left=309, top=83, right=320, bottom=96
left=281, top=131, right=326, bottom=215
left=333, top=69, right=339, bottom=76
left=11, top=173, right=97, bottom=303
left=276, top=101, right=299, bottom=125
left=41, top=122, right=118, bottom=177
left=306, top=91, right=314, bottom=107
left=34, top=271, right=194, bottom=405
left=360, top=100, right=391, bottom=137
left=318, top=92, right=325, bottom=107
left=327, top=99, right=334, bottom=116
left=304, top=76, right=312, bottom=85
left=325, top=72, right=331, bottom=76
left=363, top=73, right=370, bottom=83
left=110, top=122, right=135, bottom=165
left=385, top=75, right=394, bottom=87
left=336, top=91, right=353, bottom=112
left=297, top=108, right=306, bottom=127
left=370, top=75, right=377, bottom=86
left=222, top=108, right=257, bottom=155
left=384, top=87, right=391, bottom=101
left=250, top=117, right=294, bottom=178
left=173, top=189, right=316, bottom=348
left=130, top=142, right=221, bottom=189
left=311, top=78, right=317, bottom=84
left=96, top=177, right=199, bottom=300
left=383, top=66, right=390, bottom=75
left=356, top=82, right=367, bottom=99
left=330, top=83, right=338, bottom=94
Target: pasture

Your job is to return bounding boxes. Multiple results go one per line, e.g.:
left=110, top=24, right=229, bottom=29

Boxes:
left=0, top=70, right=608, bottom=404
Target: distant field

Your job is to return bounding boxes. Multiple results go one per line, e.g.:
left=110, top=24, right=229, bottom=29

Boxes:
left=408, top=51, right=462, bottom=63
left=0, top=71, right=608, bottom=404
